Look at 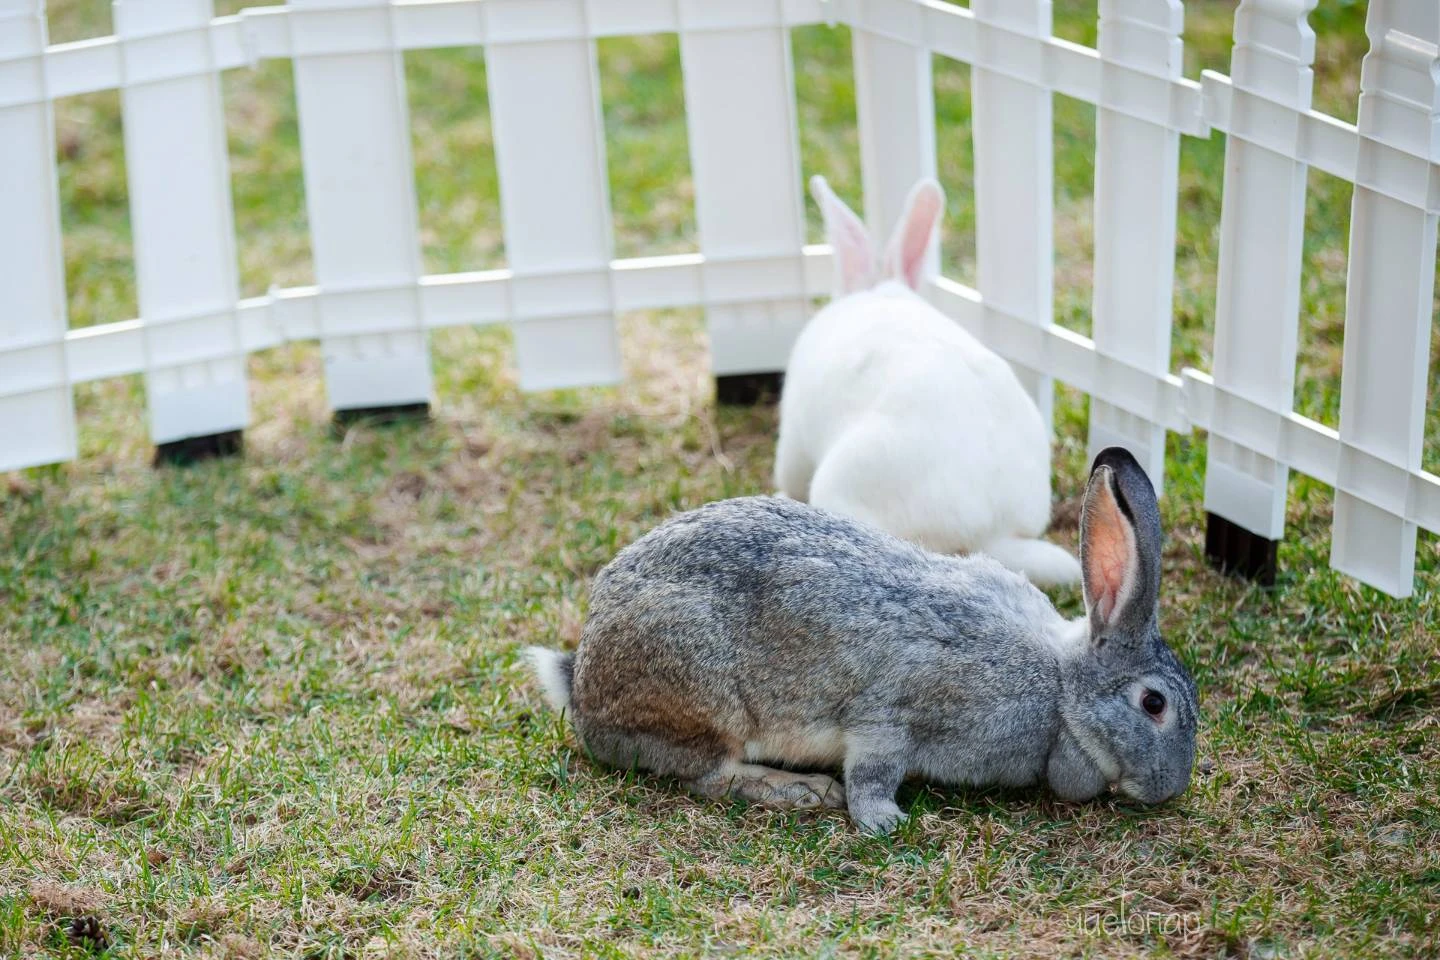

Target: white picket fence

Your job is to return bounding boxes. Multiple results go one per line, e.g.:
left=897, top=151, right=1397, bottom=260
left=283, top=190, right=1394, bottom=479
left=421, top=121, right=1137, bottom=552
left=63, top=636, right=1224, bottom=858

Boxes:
left=1, top=0, right=1436, bottom=597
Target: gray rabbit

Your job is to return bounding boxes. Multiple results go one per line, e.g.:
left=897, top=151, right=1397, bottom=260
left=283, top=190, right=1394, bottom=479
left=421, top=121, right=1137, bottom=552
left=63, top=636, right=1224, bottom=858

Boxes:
left=526, top=447, right=1197, bottom=833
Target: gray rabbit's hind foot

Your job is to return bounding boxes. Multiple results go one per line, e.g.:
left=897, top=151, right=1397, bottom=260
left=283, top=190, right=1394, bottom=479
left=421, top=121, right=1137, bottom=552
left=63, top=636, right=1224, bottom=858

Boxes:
left=690, top=761, right=847, bottom=811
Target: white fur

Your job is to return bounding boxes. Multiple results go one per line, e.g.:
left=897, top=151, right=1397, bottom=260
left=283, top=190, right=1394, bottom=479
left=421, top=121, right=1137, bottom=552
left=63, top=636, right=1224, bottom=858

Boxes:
left=744, top=724, right=847, bottom=766
left=776, top=176, right=1081, bottom=587
left=1042, top=616, right=1091, bottom=660
left=523, top=646, right=572, bottom=713
left=982, top=537, right=1085, bottom=589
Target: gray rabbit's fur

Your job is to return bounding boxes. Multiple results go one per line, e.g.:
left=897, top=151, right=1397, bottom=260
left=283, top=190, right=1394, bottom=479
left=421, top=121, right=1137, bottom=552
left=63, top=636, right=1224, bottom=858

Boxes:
left=527, top=447, right=1197, bottom=833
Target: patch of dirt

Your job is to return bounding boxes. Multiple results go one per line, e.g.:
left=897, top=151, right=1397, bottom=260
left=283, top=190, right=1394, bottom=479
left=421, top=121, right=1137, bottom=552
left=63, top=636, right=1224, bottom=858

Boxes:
left=330, top=864, right=417, bottom=903
left=28, top=881, right=112, bottom=951
left=25, top=762, right=156, bottom=826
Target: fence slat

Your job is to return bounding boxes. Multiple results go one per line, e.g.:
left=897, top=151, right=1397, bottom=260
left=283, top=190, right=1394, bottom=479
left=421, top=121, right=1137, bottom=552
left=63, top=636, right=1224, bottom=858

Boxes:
left=1329, top=0, right=1439, bottom=598
left=679, top=1, right=809, bottom=383
left=0, top=0, right=75, bottom=472
left=1199, top=0, right=1317, bottom=581
left=970, top=0, right=1054, bottom=429
left=852, top=3, right=937, bottom=260
left=289, top=0, right=431, bottom=415
left=1086, top=0, right=1185, bottom=492
left=484, top=6, right=621, bottom=391
left=114, top=0, right=249, bottom=455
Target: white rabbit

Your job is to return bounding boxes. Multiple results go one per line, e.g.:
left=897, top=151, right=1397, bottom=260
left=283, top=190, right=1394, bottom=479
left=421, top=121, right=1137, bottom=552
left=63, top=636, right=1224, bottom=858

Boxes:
left=774, top=175, right=1081, bottom=587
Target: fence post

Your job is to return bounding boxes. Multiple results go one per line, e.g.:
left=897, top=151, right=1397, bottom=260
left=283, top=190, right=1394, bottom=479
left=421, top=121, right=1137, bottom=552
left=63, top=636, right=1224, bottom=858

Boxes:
left=1201, top=0, right=1317, bottom=583
left=679, top=2, right=809, bottom=406
left=851, top=6, right=937, bottom=265
left=970, top=0, right=1054, bottom=430
left=113, top=0, right=249, bottom=463
left=289, top=0, right=432, bottom=424
left=1087, top=0, right=1185, bottom=493
left=0, top=0, right=76, bottom=472
left=1329, top=0, right=1439, bottom=598
left=483, top=6, right=621, bottom=393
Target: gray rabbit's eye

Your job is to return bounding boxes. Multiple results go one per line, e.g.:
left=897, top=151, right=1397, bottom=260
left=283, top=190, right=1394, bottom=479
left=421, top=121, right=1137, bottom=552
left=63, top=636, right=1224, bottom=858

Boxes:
left=1141, top=690, right=1166, bottom=717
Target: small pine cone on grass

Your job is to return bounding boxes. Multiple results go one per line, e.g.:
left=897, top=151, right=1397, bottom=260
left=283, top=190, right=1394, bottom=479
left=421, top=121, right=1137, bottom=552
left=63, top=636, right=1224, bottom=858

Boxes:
left=67, top=914, right=110, bottom=951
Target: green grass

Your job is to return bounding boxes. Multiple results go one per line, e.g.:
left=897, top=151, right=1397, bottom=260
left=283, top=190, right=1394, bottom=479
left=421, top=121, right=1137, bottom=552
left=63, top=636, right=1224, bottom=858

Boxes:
left=4, top=1, right=1439, bottom=957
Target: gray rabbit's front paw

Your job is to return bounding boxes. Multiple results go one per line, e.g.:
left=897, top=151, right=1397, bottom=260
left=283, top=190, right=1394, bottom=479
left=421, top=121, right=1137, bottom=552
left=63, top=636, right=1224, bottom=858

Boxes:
left=850, top=799, right=906, bottom=835
left=693, top=764, right=848, bottom=811
left=771, top=772, right=847, bottom=809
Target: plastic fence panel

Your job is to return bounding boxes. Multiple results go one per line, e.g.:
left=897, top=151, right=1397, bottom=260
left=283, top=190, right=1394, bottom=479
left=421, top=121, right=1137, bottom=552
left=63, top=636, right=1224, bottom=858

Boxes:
left=969, top=0, right=1054, bottom=429
left=116, top=0, right=249, bottom=448
left=1199, top=0, right=1316, bottom=545
left=0, top=0, right=75, bottom=472
left=679, top=1, right=810, bottom=378
left=289, top=0, right=432, bottom=415
left=1086, top=0, right=1186, bottom=491
left=2, top=0, right=1433, bottom=599
left=850, top=0, right=937, bottom=262
left=485, top=4, right=621, bottom=392
left=1330, top=0, right=1439, bottom=597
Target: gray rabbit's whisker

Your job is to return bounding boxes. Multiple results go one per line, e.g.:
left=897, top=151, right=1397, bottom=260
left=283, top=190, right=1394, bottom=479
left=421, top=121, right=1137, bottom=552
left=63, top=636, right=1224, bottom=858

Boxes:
left=1117, top=779, right=1146, bottom=800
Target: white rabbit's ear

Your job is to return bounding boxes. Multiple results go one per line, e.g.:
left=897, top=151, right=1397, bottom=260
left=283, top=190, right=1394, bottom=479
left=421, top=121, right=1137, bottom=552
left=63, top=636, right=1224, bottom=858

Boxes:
left=810, top=175, right=874, bottom=296
left=882, top=178, right=944, bottom=291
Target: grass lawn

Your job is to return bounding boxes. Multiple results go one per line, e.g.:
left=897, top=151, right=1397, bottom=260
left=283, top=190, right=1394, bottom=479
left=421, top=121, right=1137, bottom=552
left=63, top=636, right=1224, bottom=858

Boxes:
left=4, top=1, right=1439, bottom=957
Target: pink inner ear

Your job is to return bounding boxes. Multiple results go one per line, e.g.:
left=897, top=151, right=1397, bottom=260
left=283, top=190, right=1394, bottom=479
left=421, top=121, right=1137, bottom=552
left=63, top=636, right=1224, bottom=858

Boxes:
left=812, top=177, right=874, bottom=294
left=888, top=183, right=942, bottom=290
left=1083, top=475, right=1136, bottom=627
left=831, top=211, right=873, bottom=294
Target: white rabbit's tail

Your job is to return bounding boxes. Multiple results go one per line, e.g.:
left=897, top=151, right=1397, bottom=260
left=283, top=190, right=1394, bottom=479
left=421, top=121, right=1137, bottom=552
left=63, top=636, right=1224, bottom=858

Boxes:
left=523, top=647, right=574, bottom=713
left=982, top=537, right=1083, bottom=588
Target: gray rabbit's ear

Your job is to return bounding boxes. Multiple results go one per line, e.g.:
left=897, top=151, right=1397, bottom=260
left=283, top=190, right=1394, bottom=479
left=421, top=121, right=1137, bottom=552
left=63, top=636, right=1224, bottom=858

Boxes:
left=1080, top=447, right=1163, bottom=644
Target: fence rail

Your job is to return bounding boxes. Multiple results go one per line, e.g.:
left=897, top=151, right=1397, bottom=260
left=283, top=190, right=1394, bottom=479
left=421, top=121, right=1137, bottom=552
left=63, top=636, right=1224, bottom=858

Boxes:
left=1, top=0, right=1436, bottom=598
